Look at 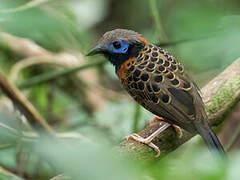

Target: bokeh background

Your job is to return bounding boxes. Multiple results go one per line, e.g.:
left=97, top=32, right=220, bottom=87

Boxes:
left=0, top=0, right=240, bottom=179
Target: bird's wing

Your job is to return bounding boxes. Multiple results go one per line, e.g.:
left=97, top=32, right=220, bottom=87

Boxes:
left=123, top=48, right=205, bottom=132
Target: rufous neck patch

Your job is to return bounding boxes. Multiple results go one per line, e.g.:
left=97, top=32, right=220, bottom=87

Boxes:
left=137, top=37, right=148, bottom=45
left=117, top=57, right=136, bottom=82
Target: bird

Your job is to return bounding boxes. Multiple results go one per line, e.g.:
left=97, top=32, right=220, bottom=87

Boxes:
left=87, top=29, right=225, bottom=157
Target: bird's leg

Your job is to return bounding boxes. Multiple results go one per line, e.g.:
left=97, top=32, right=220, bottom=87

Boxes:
left=150, top=116, right=183, bottom=138
left=125, top=122, right=171, bottom=157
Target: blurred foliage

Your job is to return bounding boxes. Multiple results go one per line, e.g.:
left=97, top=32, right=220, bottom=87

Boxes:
left=1, top=112, right=240, bottom=180
left=0, top=0, right=239, bottom=179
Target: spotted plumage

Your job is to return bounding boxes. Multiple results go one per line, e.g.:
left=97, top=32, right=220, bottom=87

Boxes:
left=117, top=43, right=199, bottom=132
left=87, top=29, right=225, bottom=156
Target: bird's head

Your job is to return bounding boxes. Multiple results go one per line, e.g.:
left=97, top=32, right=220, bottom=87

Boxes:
left=87, top=29, right=147, bottom=70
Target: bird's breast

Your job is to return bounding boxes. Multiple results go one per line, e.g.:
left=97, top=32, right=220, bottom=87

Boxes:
left=117, top=57, right=137, bottom=84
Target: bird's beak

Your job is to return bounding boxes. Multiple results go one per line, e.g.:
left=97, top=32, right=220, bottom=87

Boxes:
left=86, top=44, right=104, bottom=56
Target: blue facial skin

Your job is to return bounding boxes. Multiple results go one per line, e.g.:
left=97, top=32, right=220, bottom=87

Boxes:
left=106, top=40, right=129, bottom=54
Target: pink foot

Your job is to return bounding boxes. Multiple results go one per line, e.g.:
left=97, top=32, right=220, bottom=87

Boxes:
left=125, top=133, right=161, bottom=157
left=151, top=116, right=183, bottom=138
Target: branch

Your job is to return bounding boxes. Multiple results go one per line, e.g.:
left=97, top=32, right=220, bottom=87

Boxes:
left=121, top=58, right=240, bottom=160
left=17, top=59, right=106, bottom=90
left=0, top=166, right=23, bottom=180
left=0, top=32, right=51, bottom=57
left=0, top=31, right=110, bottom=110
left=0, top=71, right=55, bottom=135
left=50, top=174, right=70, bottom=180
left=9, top=56, right=69, bottom=82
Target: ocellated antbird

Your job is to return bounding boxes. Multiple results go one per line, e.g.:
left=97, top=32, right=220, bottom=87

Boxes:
left=87, top=29, right=225, bottom=157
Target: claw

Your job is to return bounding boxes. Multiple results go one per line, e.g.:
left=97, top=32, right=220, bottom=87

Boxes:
left=149, top=116, right=164, bottom=124
left=125, top=133, right=161, bottom=157
left=125, top=122, right=171, bottom=157
left=172, top=124, right=183, bottom=138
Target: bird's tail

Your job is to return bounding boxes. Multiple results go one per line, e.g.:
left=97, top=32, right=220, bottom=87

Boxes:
left=194, top=119, right=225, bottom=156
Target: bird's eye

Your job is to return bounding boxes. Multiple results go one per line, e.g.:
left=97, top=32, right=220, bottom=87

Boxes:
left=112, top=41, right=121, bottom=49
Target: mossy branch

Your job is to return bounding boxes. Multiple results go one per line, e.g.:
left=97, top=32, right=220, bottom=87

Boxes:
left=121, top=58, right=240, bottom=160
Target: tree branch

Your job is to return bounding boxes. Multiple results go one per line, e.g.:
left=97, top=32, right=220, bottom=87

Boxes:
left=0, top=166, right=23, bottom=180
left=0, top=31, right=110, bottom=110
left=0, top=71, right=55, bottom=135
left=121, top=58, right=240, bottom=160
left=50, top=174, right=70, bottom=180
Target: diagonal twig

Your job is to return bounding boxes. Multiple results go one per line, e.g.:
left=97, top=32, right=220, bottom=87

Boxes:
left=0, top=71, right=55, bottom=135
left=17, top=59, right=106, bottom=90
